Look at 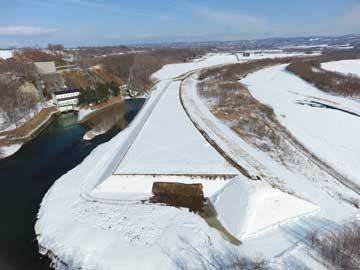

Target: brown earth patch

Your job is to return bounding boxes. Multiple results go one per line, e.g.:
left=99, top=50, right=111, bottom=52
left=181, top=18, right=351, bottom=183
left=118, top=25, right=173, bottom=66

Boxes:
left=150, top=182, right=205, bottom=212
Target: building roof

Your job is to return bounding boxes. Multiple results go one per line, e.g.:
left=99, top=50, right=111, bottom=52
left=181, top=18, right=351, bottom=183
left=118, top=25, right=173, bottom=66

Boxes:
left=54, top=88, right=80, bottom=95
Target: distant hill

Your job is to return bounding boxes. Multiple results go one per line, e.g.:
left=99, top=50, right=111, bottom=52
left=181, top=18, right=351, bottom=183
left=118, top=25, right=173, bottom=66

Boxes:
left=137, top=34, right=360, bottom=50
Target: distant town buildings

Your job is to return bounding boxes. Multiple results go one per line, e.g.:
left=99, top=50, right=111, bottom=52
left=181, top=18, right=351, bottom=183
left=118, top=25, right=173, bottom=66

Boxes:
left=52, top=89, right=80, bottom=112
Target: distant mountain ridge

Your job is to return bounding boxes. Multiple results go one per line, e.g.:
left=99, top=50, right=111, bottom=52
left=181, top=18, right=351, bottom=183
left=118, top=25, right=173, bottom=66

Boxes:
left=136, top=34, right=360, bottom=50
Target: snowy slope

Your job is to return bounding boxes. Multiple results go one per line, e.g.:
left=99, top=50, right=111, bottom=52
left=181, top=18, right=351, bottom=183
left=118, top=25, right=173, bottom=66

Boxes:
left=321, top=59, right=360, bottom=77
left=212, top=179, right=317, bottom=240
left=242, top=65, right=360, bottom=186
left=114, top=80, right=237, bottom=176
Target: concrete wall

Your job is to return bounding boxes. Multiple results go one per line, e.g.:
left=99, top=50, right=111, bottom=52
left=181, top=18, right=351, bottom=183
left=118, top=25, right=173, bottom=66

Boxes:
left=34, top=62, right=56, bottom=74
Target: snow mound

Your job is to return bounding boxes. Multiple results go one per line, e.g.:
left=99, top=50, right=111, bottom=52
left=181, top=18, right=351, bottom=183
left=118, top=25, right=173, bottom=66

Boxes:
left=211, top=178, right=318, bottom=240
left=321, top=59, right=360, bottom=77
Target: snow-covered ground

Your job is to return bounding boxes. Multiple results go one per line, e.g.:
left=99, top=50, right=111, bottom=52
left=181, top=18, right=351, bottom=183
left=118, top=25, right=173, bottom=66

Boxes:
left=236, top=51, right=314, bottom=61
left=152, top=53, right=238, bottom=80
left=242, top=64, right=360, bottom=186
left=321, top=59, right=360, bottom=77
left=0, top=50, right=13, bottom=59
left=181, top=69, right=360, bottom=268
left=113, top=80, right=237, bottom=176
left=36, top=52, right=337, bottom=270
left=152, top=51, right=315, bottom=81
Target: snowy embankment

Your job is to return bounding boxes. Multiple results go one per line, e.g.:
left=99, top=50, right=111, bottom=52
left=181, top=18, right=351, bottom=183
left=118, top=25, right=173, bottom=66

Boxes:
left=36, top=52, right=331, bottom=270
left=321, top=59, right=360, bottom=77
left=242, top=64, right=360, bottom=187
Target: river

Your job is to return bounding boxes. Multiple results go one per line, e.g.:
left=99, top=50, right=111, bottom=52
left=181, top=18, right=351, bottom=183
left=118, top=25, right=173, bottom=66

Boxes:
left=0, top=98, right=145, bottom=270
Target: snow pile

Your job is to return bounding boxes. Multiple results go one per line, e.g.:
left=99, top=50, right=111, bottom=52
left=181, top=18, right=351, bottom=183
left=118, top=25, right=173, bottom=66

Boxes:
left=321, top=59, right=360, bottom=77
left=242, top=64, right=360, bottom=186
left=211, top=178, right=318, bottom=240
left=0, top=50, right=12, bottom=59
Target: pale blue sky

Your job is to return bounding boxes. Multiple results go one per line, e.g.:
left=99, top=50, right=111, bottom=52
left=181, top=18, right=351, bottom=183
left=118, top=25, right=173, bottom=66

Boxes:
left=0, top=0, right=360, bottom=47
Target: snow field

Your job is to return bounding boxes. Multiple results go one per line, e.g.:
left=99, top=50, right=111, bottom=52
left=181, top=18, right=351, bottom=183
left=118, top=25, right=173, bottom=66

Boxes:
left=321, top=59, right=360, bottom=77
left=242, top=64, right=360, bottom=186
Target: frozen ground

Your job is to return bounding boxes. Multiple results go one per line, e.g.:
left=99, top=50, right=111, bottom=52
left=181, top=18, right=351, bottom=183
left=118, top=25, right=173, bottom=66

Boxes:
left=321, top=59, right=360, bottom=77
left=36, top=53, right=342, bottom=270
left=242, top=64, right=360, bottom=187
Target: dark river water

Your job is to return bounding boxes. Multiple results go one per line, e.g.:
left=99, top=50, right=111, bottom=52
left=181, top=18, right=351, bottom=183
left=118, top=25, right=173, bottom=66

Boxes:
left=0, top=99, right=145, bottom=270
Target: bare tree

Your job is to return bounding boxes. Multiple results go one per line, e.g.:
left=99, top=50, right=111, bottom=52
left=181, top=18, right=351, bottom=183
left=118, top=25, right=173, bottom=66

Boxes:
left=170, top=237, right=269, bottom=270
left=309, top=221, right=360, bottom=270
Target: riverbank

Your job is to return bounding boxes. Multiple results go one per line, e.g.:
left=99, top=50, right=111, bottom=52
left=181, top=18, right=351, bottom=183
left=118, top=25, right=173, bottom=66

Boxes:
left=0, top=107, right=59, bottom=159
left=0, top=98, right=145, bottom=270
left=78, top=96, right=132, bottom=140
left=78, top=96, right=124, bottom=123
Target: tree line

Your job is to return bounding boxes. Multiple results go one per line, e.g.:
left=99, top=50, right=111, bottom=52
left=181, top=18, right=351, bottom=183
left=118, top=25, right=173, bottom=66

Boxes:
left=78, top=81, right=120, bottom=106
